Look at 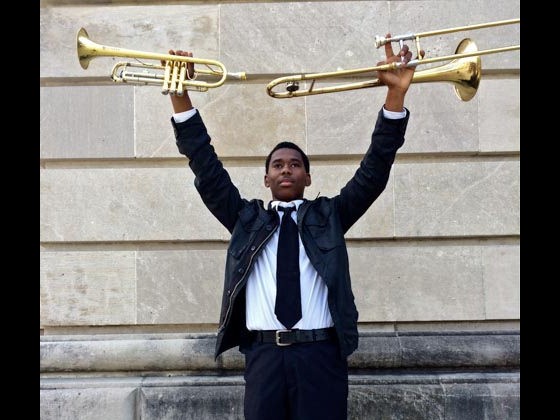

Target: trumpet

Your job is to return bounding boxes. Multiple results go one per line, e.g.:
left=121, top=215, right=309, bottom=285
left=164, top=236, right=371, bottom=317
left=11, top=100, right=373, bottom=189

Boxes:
left=77, top=28, right=246, bottom=95
left=266, top=18, right=519, bottom=101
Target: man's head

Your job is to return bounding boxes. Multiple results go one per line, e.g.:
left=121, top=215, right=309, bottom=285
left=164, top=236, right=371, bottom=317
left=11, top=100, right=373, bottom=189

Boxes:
left=264, top=141, right=311, bottom=202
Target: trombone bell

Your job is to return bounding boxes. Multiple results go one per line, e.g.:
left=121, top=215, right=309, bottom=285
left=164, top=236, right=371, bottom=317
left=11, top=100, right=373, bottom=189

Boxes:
left=451, top=39, right=481, bottom=102
left=412, top=38, right=481, bottom=102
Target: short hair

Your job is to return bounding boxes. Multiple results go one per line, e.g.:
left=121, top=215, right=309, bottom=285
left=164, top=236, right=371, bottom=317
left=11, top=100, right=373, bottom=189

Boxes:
left=265, top=141, right=310, bottom=173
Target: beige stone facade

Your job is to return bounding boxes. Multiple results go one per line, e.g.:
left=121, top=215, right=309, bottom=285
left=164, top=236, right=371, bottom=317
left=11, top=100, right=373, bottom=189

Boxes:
left=40, top=1, right=520, bottom=418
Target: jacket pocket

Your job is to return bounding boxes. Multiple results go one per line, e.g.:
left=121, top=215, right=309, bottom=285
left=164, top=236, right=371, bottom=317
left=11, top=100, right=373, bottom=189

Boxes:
left=228, top=241, right=249, bottom=259
left=229, top=208, right=266, bottom=259
left=305, top=209, right=345, bottom=252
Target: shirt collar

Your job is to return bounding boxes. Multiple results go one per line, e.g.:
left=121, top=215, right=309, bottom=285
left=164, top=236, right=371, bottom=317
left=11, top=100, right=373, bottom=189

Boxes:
left=270, top=199, right=304, bottom=211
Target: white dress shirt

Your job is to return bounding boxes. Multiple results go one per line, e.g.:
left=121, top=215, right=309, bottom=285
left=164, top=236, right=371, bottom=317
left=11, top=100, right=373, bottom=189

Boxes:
left=245, top=200, right=334, bottom=330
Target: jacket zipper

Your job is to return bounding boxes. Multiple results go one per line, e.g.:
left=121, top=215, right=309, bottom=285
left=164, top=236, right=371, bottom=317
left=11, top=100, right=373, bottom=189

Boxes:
left=218, top=223, right=278, bottom=332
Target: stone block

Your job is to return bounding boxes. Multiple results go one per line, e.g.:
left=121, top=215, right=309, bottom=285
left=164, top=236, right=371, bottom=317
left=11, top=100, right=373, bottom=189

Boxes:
left=40, top=86, right=135, bottom=159
left=347, top=334, right=402, bottom=368
left=349, top=243, right=486, bottom=321
left=40, top=387, right=137, bottom=420
left=479, top=78, right=520, bottom=152
left=40, top=337, right=218, bottom=372
left=350, top=331, right=520, bottom=369
left=136, top=249, right=225, bottom=324
left=140, top=385, right=244, bottom=420
left=348, top=383, right=445, bottom=419
left=442, top=381, right=520, bottom=420
left=399, top=82, right=479, bottom=154
left=482, top=245, right=520, bottom=319
left=40, top=251, right=136, bottom=326
left=348, top=373, right=519, bottom=420
left=398, top=332, right=520, bottom=367
left=394, top=160, right=519, bottom=237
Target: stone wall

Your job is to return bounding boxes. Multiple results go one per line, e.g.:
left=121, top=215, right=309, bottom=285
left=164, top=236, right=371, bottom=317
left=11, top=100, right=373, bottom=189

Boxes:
left=40, top=1, right=520, bottom=418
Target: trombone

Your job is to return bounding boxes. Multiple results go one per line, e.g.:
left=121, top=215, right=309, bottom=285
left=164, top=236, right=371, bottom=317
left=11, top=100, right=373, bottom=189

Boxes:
left=266, top=18, right=519, bottom=101
left=76, top=28, right=246, bottom=95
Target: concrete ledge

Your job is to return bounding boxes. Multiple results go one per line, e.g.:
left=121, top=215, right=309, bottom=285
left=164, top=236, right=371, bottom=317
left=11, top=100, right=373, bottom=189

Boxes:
left=41, top=330, right=519, bottom=373
left=40, top=372, right=519, bottom=420
left=40, top=331, right=519, bottom=419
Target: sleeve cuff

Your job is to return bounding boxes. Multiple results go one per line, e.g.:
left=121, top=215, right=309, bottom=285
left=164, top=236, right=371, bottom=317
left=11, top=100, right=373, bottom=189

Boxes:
left=172, top=107, right=197, bottom=123
left=382, top=107, right=407, bottom=120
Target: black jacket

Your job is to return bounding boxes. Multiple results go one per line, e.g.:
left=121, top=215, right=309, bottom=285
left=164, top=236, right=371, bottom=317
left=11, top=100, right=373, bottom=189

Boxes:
left=172, top=108, right=409, bottom=359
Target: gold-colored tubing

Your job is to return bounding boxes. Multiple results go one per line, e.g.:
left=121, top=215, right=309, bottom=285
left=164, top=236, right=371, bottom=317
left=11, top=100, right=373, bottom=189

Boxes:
left=110, top=62, right=247, bottom=93
left=267, top=18, right=519, bottom=99
left=77, top=28, right=246, bottom=89
left=266, top=38, right=520, bottom=101
left=374, top=18, right=520, bottom=48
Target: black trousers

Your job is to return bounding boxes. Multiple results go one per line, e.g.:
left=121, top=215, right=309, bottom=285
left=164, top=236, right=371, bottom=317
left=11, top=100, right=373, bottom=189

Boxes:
left=241, top=339, right=348, bottom=420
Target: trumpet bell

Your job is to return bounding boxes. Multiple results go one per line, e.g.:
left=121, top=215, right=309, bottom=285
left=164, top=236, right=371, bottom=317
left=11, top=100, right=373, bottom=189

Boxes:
left=77, top=27, right=94, bottom=69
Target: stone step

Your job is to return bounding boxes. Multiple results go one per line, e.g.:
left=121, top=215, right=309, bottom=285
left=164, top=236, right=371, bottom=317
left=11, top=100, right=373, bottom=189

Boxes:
left=40, top=330, right=520, bottom=419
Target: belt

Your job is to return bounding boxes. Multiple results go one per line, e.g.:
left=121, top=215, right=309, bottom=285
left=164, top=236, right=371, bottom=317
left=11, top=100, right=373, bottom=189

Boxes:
left=253, top=327, right=336, bottom=346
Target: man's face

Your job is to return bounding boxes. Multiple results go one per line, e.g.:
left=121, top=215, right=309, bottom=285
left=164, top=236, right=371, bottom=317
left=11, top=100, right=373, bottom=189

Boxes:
left=264, top=148, right=311, bottom=202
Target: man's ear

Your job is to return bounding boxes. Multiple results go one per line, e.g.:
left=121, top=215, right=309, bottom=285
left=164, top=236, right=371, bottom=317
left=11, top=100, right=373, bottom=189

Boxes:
left=305, top=174, right=311, bottom=186
left=264, top=174, right=270, bottom=188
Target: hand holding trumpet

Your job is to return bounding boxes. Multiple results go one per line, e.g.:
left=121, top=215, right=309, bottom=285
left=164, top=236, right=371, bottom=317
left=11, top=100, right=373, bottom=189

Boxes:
left=162, top=50, right=196, bottom=114
left=161, top=50, right=195, bottom=78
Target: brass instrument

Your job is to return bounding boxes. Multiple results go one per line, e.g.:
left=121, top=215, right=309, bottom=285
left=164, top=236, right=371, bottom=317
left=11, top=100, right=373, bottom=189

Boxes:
left=77, top=28, right=246, bottom=95
left=266, top=18, right=519, bottom=101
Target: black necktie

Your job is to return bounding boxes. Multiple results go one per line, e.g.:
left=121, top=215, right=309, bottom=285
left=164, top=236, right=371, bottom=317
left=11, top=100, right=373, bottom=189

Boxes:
left=275, top=206, right=302, bottom=329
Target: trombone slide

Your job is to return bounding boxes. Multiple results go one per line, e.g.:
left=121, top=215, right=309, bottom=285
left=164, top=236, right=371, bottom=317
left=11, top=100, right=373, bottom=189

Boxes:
left=266, top=18, right=519, bottom=100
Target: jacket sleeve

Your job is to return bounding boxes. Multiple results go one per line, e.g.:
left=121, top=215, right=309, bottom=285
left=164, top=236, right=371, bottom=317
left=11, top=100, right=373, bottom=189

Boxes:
left=336, top=107, right=409, bottom=233
left=171, top=110, right=243, bottom=233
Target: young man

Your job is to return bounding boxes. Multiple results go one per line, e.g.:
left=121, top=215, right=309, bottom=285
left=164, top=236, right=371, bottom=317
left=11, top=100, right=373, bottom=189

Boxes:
left=168, top=38, right=420, bottom=420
